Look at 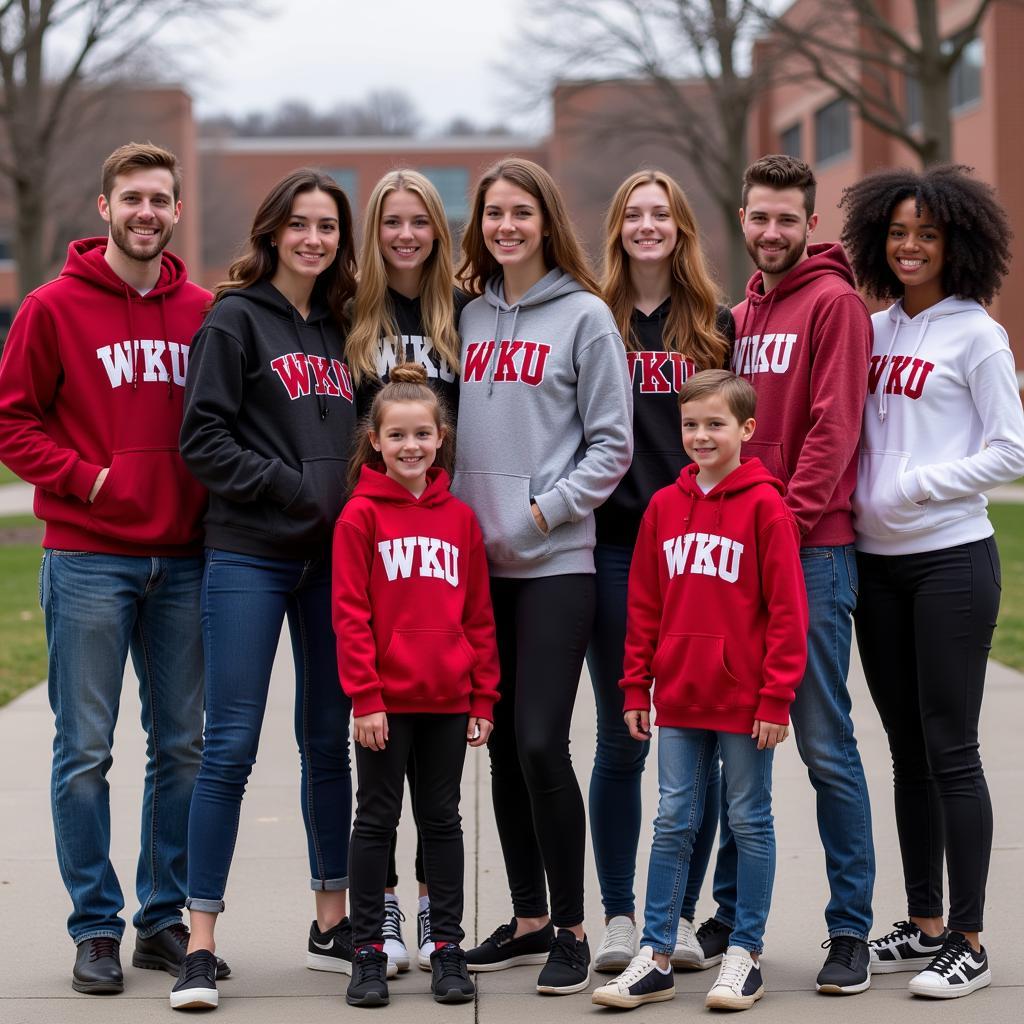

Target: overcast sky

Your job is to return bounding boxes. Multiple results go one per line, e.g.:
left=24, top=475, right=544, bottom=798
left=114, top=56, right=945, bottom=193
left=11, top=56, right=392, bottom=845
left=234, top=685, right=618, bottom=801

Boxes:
left=184, top=0, right=540, bottom=135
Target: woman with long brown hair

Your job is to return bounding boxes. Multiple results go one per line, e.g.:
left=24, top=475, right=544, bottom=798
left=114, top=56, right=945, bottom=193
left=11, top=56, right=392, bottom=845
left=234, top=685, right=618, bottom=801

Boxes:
left=171, top=169, right=358, bottom=1010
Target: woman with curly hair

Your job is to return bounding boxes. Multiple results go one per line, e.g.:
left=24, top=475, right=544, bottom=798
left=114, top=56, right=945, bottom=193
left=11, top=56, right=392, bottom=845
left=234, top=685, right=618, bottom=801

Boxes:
left=840, top=165, right=1024, bottom=1000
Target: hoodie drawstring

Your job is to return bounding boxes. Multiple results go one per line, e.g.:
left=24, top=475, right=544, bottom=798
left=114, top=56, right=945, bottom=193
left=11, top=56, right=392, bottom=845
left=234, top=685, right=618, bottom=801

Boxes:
left=487, top=303, right=520, bottom=396
left=159, top=294, right=173, bottom=400
left=877, top=309, right=931, bottom=422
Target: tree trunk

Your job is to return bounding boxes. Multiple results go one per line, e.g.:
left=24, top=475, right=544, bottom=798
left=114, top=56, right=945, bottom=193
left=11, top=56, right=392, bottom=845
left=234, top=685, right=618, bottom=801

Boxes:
left=15, top=175, right=48, bottom=298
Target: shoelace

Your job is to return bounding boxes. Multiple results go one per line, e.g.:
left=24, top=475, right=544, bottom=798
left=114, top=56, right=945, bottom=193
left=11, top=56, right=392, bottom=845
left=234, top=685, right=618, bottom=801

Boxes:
left=485, top=920, right=516, bottom=947
left=696, top=918, right=729, bottom=944
left=926, top=934, right=974, bottom=977
left=870, top=921, right=915, bottom=948
left=434, top=945, right=468, bottom=979
left=547, top=932, right=583, bottom=968
left=164, top=923, right=190, bottom=950
left=382, top=903, right=405, bottom=942
left=88, top=937, right=119, bottom=961
left=821, top=934, right=861, bottom=967
left=714, top=952, right=749, bottom=990
left=602, top=917, right=635, bottom=951
left=180, top=951, right=216, bottom=982
left=616, top=953, right=658, bottom=987
left=354, top=948, right=389, bottom=982
left=418, top=908, right=432, bottom=946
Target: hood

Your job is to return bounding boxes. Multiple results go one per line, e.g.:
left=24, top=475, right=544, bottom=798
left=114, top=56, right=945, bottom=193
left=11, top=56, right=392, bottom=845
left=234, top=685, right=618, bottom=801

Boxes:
left=676, top=457, right=785, bottom=499
left=483, top=267, right=586, bottom=312
left=218, top=278, right=333, bottom=324
left=744, top=242, right=855, bottom=304
left=632, top=297, right=671, bottom=325
left=388, top=286, right=422, bottom=317
left=886, top=294, right=979, bottom=326
left=60, top=237, right=189, bottom=298
left=351, top=464, right=452, bottom=508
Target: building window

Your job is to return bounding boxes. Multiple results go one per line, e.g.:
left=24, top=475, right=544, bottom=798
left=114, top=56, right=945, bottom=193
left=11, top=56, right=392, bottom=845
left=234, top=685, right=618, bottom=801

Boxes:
left=325, top=168, right=359, bottom=204
left=419, top=166, right=470, bottom=221
left=814, top=98, right=851, bottom=163
left=780, top=122, right=802, bottom=159
left=950, top=36, right=983, bottom=111
left=0, top=305, right=13, bottom=331
left=0, top=235, right=13, bottom=262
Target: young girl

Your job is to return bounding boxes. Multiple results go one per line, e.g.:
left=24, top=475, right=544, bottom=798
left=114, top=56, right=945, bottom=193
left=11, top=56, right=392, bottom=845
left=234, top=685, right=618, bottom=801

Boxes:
left=840, top=165, right=1024, bottom=999
left=591, top=170, right=734, bottom=973
left=332, top=363, right=500, bottom=1007
left=453, top=157, right=633, bottom=994
left=172, top=170, right=357, bottom=1011
left=346, top=169, right=466, bottom=969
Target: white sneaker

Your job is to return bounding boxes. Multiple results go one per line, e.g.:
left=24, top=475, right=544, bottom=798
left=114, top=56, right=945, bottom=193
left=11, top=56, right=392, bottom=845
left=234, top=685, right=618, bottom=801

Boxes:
left=907, top=933, right=991, bottom=999
left=593, top=915, right=640, bottom=973
left=705, top=946, right=765, bottom=1010
left=416, top=903, right=432, bottom=971
left=382, top=896, right=410, bottom=973
left=592, top=946, right=675, bottom=1008
left=671, top=916, right=721, bottom=970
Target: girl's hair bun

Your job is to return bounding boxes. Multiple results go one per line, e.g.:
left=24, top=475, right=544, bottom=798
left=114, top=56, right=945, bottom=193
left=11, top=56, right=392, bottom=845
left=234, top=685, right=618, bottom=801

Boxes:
left=388, top=363, right=430, bottom=385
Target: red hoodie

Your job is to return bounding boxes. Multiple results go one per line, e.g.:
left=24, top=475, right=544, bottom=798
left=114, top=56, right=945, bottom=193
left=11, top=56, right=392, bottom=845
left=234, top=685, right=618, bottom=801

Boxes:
left=0, top=238, right=210, bottom=555
left=333, top=465, right=501, bottom=720
left=621, top=459, right=808, bottom=732
left=731, top=242, right=871, bottom=546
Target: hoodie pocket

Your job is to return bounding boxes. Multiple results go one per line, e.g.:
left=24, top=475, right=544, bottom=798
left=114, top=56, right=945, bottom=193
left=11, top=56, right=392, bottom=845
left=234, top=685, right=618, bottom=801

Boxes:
left=275, top=457, right=347, bottom=545
left=651, top=633, right=745, bottom=708
left=452, top=471, right=551, bottom=566
left=852, top=450, right=928, bottom=538
left=380, top=629, right=475, bottom=704
left=743, top=440, right=787, bottom=483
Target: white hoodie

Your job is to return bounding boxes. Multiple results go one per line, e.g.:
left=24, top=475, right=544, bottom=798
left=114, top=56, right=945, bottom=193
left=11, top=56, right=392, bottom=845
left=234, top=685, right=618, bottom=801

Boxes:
left=853, top=296, right=1024, bottom=555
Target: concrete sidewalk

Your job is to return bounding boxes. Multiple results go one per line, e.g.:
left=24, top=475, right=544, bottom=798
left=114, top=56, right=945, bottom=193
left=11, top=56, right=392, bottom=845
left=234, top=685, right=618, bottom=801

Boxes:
left=1, top=639, right=1022, bottom=1023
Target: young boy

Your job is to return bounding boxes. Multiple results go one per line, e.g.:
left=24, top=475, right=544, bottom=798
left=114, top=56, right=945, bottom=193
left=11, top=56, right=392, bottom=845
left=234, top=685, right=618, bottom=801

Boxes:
left=592, top=369, right=808, bottom=1012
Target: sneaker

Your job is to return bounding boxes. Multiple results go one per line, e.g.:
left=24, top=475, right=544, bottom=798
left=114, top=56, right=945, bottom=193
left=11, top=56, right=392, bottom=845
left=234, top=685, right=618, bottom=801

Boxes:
left=307, top=918, right=397, bottom=978
left=430, top=944, right=476, bottom=1004
left=816, top=935, right=871, bottom=994
left=346, top=946, right=391, bottom=1007
left=382, top=897, right=410, bottom=973
left=170, top=950, right=218, bottom=1011
left=466, top=918, right=553, bottom=972
left=416, top=903, right=433, bottom=971
left=869, top=920, right=947, bottom=974
left=592, top=946, right=675, bottom=1008
left=133, top=923, right=231, bottom=979
left=593, top=915, right=639, bottom=973
left=907, top=932, right=991, bottom=999
left=705, top=946, right=765, bottom=1010
left=536, top=929, right=591, bottom=995
left=72, top=937, right=124, bottom=995
left=672, top=916, right=727, bottom=970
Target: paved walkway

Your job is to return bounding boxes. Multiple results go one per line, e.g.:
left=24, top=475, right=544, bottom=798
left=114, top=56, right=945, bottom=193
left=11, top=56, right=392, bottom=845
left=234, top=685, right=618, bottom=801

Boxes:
left=1, top=628, right=1022, bottom=1023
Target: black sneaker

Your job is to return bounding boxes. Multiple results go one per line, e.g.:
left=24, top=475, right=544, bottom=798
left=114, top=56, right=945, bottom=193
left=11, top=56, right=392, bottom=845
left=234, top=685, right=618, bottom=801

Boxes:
left=346, top=946, right=390, bottom=1007
left=466, top=917, right=553, bottom=972
left=673, top=916, right=730, bottom=970
left=307, top=917, right=352, bottom=974
left=430, top=944, right=476, bottom=1004
left=72, top=937, right=124, bottom=994
left=536, top=929, right=591, bottom=995
left=170, top=949, right=218, bottom=1010
left=907, top=932, right=991, bottom=999
left=869, top=920, right=947, bottom=973
left=816, top=935, right=871, bottom=994
left=592, top=946, right=675, bottom=1008
left=133, top=923, right=231, bottom=979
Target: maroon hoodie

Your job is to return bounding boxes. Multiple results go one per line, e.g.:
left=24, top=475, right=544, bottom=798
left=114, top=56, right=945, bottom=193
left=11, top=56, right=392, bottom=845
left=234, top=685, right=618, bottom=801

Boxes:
left=621, top=459, right=808, bottom=732
left=0, top=238, right=210, bottom=554
left=333, top=465, right=500, bottom=720
left=731, top=242, right=871, bottom=546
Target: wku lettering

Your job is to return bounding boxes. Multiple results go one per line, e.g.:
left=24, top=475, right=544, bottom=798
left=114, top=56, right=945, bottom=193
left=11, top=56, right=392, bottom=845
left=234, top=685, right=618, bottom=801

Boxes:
left=462, top=340, right=552, bottom=386
left=376, top=335, right=457, bottom=383
left=626, top=351, right=697, bottom=393
left=866, top=354, right=936, bottom=400
left=731, top=333, right=798, bottom=376
left=377, top=536, right=460, bottom=587
left=96, top=340, right=189, bottom=388
left=270, top=353, right=354, bottom=402
left=662, top=532, right=745, bottom=583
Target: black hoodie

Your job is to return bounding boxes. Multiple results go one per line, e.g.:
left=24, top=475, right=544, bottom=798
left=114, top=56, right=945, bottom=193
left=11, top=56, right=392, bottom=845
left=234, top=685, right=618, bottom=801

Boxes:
left=596, top=302, right=735, bottom=547
left=181, top=280, right=356, bottom=558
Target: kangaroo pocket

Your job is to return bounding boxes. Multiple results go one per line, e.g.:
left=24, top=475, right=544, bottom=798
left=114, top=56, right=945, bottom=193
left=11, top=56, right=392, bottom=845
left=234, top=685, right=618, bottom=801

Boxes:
left=273, top=456, right=347, bottom=546
left=452, top=471, right=550, bottom=565
left=852, top=450, right=929, bottom=537
left=743, top=440, right=787, bottom=483
left=86, top=447, right=205, bottom=547
left=651, top=633, right=746, bottom=709
left=379, top=629, right=475, bottom=705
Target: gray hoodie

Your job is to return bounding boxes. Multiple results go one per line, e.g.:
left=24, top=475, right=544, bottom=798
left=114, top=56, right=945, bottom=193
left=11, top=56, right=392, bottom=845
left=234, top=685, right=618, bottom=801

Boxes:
left=452, top=268, right=633, bottom=577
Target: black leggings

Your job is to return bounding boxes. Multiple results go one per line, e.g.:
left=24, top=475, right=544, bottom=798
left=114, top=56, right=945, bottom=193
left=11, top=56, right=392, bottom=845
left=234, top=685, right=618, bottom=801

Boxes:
left=350, top=713, right=467, bottom=948
left=386, top=760, right=424, bottom=888
left=854, top=537, right=1000, bottom=933
left=488, top=574, right=595, bottom=928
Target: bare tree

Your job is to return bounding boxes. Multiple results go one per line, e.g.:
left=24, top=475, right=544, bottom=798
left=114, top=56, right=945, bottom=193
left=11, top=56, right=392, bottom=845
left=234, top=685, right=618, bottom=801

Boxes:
left=752, top=0, right=999, bottom=166
left=0, top=0, right=255, bottom=297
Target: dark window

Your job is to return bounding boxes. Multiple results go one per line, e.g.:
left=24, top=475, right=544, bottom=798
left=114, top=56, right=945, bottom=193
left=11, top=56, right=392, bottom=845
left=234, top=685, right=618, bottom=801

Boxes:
left=325, top=168, right=359, bottom=205
left=419, top=166, right=470, bottom=221
left=814, top=99, right=851, bottom=163
left=0, top=236, right=13, bottom=261
left=780, top=122, right=802, bottom=159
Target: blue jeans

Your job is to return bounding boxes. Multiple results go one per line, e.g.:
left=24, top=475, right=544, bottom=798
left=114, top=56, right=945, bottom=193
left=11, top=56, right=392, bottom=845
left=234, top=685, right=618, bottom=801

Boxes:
left=642, top=728, right=775, bottom=955
left=186, top=550, right=351, bottom=912
left=41, top=551, right=204, bottom=944
left=691, top=545, right=875, bottom=939
left=586, top=544, right=650, bottom=917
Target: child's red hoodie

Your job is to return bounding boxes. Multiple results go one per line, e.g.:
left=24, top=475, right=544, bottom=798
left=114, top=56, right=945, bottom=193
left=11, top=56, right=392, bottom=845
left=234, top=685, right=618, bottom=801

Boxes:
left=333, top=464, right=500, bottom=720
left=621, top=458, right=808, bottom=732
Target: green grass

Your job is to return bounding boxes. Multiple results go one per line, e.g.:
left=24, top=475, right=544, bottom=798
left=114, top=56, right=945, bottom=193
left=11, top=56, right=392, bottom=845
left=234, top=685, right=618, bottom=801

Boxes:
left=0, top=540, right=46, bottom=707
left=991, top=503, right=1024, bottom=672
left=0, top=465, right=21, bottom=485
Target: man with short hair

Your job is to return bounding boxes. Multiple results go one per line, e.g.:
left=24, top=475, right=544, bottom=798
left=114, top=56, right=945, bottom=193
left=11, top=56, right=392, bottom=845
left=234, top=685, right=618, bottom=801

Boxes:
left=680, top=154, right=876, bottom=994
left=0, top=142, right=224, bottom=994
